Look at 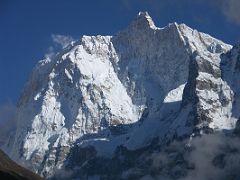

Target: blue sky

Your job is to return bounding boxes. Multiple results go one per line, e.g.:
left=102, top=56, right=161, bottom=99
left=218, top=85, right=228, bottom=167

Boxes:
left=0, top=0, right=240, bottom=104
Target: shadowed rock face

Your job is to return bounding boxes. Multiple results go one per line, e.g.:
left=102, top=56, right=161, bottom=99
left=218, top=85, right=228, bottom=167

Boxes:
left=0, top=150, right=42, bottom=180
left=3, top=11, right=240, bottom=179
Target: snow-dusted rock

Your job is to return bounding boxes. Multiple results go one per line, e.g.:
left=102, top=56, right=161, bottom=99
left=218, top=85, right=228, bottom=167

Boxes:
left=3, top=12, right=240, bottom=178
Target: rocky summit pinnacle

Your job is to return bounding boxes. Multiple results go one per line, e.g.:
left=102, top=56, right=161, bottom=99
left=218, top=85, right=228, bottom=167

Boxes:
left=133, top=11, right=157, bottom=29
left=2, top=12, right=240, bottom=179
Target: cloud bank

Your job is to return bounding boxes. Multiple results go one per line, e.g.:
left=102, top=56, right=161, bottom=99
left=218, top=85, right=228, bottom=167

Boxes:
left=145, top=133, right=240, bottom=180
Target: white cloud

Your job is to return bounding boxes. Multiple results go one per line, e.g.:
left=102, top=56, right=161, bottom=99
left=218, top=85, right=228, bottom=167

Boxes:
left=44, top=46, right=55, bottom=59
left=51, top=34, right=74, bottom=49
left=145, top=132, right=240, bottom=180
left=44, top=34, right=75, bottom=59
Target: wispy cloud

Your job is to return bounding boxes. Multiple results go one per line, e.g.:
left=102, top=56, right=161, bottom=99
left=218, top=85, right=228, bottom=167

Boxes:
left=51, top=34, right=74, bottom=49
left=218, top=0, right=240, bottom=24
left=44, top=46, right=55, bottom=59
left=121, top=0, right=240, bottom=25
left=45, top=34, right=75, bottom=59
left=195, top=0, right=240, bottom=25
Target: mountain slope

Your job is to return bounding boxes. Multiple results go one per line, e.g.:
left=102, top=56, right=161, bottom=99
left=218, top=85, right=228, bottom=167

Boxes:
left=3, top=12, right=240, bottom=179
left=0, top=150, right=42, bottom=180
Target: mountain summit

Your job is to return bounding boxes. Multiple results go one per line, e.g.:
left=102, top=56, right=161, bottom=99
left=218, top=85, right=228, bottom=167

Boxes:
left=3, top=12, right=240, bottom=179
left=132, top=11, right=157, bottom=29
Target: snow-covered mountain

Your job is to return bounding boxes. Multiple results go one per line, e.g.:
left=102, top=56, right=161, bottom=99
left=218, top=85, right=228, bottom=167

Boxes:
left=3, top=12, right=240, bottom=179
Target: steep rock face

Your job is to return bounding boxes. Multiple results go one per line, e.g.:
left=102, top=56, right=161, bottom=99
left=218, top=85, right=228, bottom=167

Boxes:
left=171, top=49, right=235, bottom=137
left=9, top=35, right=142, bottom=176
left=172, top=43, right=239, bottom=137
left=3, top=12, right=237, bottom=178
left=221, top=45, right=240, bottom=134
